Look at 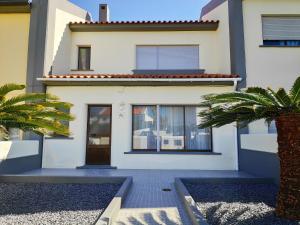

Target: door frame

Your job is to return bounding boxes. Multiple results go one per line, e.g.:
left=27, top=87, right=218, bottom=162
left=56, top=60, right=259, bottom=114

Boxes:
left=85, top=104, right=112, bottom=165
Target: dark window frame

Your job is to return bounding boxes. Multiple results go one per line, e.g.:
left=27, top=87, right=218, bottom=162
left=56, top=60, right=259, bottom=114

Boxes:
left=78, top=46, right=91, bottom=70
left=263, top=40, right=300, bottom=47
left=131, top=105, right=213, bottom=152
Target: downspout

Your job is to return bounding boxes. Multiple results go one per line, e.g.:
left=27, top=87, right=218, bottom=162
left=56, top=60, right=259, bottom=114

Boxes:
left=234, top=79, right=239, bottom=170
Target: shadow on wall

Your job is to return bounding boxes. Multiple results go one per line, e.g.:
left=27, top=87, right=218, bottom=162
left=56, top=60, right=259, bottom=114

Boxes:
left=50, top=25, right=72, bottom=75
left=0, top=141, right=40, bottom=174
left=48, top=2, right=91, bottom=75
left=239, top=149, right=280, bottom=185
left=0, top=155, right=40, bottom=174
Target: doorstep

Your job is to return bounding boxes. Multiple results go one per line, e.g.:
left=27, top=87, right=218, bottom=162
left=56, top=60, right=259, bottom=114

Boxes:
left=76, top=165, right=117, bottom=169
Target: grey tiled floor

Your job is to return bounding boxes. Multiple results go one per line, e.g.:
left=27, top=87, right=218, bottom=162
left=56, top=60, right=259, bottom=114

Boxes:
left=22, top=169, right=254, bottom=225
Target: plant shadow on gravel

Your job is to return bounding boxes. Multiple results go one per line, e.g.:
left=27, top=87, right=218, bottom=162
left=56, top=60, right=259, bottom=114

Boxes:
left=206, top=204, right=299, bottom=225
left=185, top=183, right=300, bottom=225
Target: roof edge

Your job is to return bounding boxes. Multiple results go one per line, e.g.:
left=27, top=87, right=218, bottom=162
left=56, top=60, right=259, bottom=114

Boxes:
left=201, top=0, right=227, bottom=18
left=0, top=0, right=30, bottom=13
left=69, top=20, right=219, bottom=32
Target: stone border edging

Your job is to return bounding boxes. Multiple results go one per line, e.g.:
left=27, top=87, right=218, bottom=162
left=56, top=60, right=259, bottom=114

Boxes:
left=175, top=178, right=209, bottom=225
left=96, top=177, right=133, bottom=225
left=0, top=175, right=126, bottom=184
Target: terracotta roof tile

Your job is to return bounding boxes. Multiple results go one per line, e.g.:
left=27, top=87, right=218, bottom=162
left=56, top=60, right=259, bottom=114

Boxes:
left=44, top=74, right=239, bottom=79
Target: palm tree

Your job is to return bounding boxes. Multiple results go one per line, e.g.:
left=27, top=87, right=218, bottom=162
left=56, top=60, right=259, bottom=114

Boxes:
left=199, top=76, right=300, bottom=220
left=0, top=84, right=74, bottom=140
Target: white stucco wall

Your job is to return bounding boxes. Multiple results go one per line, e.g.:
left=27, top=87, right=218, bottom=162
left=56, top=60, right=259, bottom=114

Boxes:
left=44, top=0, right=88, bottom=75
left=66, top=30, right=229, bottom=75
left=0, top=141, right=39, bottom=160
left=43, top=85, right=238, bottom=170
left=243, top=0, right=300, bottom=90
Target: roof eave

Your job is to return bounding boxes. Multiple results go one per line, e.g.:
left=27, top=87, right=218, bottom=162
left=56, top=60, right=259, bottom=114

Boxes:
left=38, top=77, right=241, bottom=86
left=0, top=0, right=30, bottom=13
left=69, top=22, right=219, bottom=32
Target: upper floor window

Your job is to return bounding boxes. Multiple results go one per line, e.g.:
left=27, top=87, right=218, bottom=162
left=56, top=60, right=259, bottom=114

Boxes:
left=262, top=16, right=300, bottom=46
left=136, top=45, right=199, bottom=70
left=78, top=46, right=91, bottom=70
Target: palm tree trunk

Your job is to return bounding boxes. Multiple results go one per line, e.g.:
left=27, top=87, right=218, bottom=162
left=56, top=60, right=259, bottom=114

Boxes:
left=275, top=113, right=300, bottom=220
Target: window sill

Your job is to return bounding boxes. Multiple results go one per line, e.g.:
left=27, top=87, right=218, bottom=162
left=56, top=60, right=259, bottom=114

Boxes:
left=259, top=45, right=300, bottom=48
left=70, top=69, right=94, bottom=71
left=44, top=137, right=74, bottom=140
left=132, top=69, right=205, bottom=75
left=124, top=151, right=221, bottom=155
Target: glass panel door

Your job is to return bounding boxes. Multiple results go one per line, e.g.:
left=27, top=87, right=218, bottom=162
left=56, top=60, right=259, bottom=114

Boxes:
left=86, top=106, right=111, bottom=165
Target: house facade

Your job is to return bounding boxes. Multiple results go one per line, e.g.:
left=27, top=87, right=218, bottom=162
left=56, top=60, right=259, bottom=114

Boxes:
left=40, top=18, right=240, bottom=170
left=0, top=0, right=299, bottom=180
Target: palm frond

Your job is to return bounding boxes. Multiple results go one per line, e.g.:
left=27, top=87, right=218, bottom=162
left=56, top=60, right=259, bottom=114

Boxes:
left=1, top=93, right=58, bottom=108
left=275, top=88, right=292, bottom=106
left=290, top=76, right=300, bottom=104
left=0, top=83, right=74, bottom=138
left=199, top=76, right=300, bottom=129
left=0, top=84, right=25, bottom=102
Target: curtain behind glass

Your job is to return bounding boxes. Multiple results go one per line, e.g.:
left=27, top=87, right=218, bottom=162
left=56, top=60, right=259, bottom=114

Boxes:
left=133, top=106, right=157, bottom=150
left=185, top=107, right=211, bottom=150
left=136, top=46, right=199, bottom=70
left=160, top=106, right=184, bottom=150
left=78, top=47, right=91, bottom=70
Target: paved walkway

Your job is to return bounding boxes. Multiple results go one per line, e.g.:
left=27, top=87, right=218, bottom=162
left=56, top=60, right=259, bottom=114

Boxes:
left=23, top=169, right=254, bottom=225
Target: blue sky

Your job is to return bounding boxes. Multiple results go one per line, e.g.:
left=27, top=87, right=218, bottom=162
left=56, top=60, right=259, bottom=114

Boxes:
left=69, top=0, right=210, bottom=22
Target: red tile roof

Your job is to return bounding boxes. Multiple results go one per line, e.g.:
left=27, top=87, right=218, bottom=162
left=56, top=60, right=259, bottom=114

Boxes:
left=43, top=74, right=239, bottom=79
left=69, top=20, right=219, bottom=25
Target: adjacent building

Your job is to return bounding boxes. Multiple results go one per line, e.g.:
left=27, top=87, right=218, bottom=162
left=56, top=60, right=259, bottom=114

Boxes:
left=202, top=0, right=300, bottom=182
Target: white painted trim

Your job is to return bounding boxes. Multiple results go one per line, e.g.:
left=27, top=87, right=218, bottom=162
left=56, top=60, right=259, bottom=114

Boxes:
left=156, top=105, right=160, bottom=152
left=38, top=78, right=242, bottom=83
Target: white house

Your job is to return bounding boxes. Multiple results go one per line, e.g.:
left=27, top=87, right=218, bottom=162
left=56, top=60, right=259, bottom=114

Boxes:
left=1, top=0, right=299, bottom=181
left=39, top=7, right=241, bottom=169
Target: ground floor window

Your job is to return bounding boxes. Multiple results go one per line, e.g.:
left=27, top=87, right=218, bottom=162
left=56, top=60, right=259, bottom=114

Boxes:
left=132, top=105, right=212, bottom=152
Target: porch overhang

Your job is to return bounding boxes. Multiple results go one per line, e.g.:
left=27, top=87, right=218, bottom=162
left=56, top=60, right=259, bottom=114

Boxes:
left=38, top=74, right=241, bottom=86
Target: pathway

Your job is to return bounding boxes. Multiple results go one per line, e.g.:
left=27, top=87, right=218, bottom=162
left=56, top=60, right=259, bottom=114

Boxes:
left=23, top=169, right=254, bottom=225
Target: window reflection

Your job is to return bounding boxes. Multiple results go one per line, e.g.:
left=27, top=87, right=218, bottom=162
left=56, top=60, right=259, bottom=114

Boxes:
left=133, top=106, right=157, bottom=150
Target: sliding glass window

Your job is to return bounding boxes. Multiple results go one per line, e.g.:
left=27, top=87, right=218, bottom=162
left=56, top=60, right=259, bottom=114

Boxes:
left=132, top=105, right=212, bottom=152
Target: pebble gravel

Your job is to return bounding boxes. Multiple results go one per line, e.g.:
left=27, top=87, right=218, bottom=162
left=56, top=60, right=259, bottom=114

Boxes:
left=0, top=183, right=121, bottom=225
left=184, top=182, right=300, bottom=225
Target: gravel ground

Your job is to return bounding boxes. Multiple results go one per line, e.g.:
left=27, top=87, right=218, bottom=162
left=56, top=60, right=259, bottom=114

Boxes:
left=0, top=182, right=121, bottom=225
left=184, top=182, right=300, bottom=225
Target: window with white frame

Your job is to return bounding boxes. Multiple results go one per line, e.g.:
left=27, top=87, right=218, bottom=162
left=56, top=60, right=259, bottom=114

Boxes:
left=136, top=45, right=199, bottom=70
left=132, top=105, right=212, bottom=151
left=262, top=16, right=300, bottom=46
